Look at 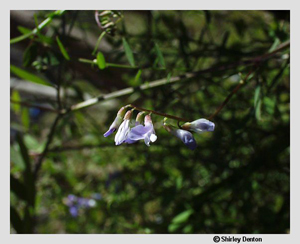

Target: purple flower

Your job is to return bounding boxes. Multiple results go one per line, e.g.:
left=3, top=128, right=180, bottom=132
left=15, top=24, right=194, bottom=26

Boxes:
left=64, top=194, right=99, bottom=218
left=164, top=124, right=197, bottom=150
left=115, top=110, right=133, bottom=145
left=77, top=197, right=90, bottom=208
left=104, top=107, right=127, bottom=137
left=125, top=114, right=157, bottom=146
left=182, top=118, right=215, bottom=134
left=69, top=206, right=78, bottom=217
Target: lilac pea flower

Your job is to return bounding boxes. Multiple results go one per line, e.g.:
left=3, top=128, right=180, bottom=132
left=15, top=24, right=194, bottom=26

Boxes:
left=67, top=194, right=77, bottom=203
left=114, top=110, right=133, bottom=145
left=126, top=114, right=157, bottom=146
left=77, top=197, right=90, bottom=208
left=69, top=206, right=78, bottom=217
left=103, top=106, right=127, bottom=137
left=124, top=121, right=141, bottom=144
left=164, top=124, right=197, bottom=150
left=182, top=118, right=215, bottom=134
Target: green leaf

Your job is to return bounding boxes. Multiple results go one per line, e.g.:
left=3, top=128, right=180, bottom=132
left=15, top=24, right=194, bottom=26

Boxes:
left=16, top=133, right=31, bottom=172
left=168, top=223, right=181, bottom=233
left=96, top=52, right=106, bottom=69
left=254, top=85, right=262, bottom=120
left=10, top=145, right=25, bottom=171
left=154, top=43, right=166, bottom=68
left=11, top=90, right=21, bottom=114
left=135, top=69, right=142, bottom=82
left=10, top=205, right=23, bottom=233
left=56, top=36, right=70, bottom=60
left=24, top=134, right=46, bottom=153
left=269, top=38, right=280, bottom=53
left=21, top=108, right=30, bottom=129
left=122, top=38, right=135, bottom=66
left=264, top=96, right=276, bottom=115
left=10, top=65, right=51, bottom=86
left=17, top=26, right=32, bottom=35
left=171, top=209, right=194, bottom=224
left=254, top=85, right=261, bottom=108
left=10, top=32, right=33, bottom=44
left=23, top=44, right=38, bottom=67
left=183, top=224, right=193, bottom=233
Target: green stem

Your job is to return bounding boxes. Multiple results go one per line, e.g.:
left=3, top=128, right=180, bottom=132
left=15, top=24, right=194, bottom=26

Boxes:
left=106, top=63, right=139, bottom=69
left=33, top=114, right=62, bottom=178
left=92, top=31, right=107, bottom=55
left=207, top=68, right=255, bottom=120
left=10, top=10, right=66, bottom=44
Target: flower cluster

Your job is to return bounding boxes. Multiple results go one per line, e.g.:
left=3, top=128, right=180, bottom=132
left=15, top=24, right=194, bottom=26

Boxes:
left=63, top=194, right=101, bottom=217
left=104, top=106, right=157, bottom=146
left=103, top=105, right=215, bottom=150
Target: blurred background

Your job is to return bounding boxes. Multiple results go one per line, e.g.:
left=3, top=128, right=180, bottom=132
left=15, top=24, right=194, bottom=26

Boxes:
left=10, top=10, right=290, bottom=234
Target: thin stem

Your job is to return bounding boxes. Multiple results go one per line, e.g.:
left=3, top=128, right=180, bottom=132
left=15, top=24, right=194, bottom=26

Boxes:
left=129, top=104, right=190, bottom=122
left=92, top=31, right=107, bottom=55
left=106, top=63, right=139, bottom=69
left=207, top=68, right=255, bottom=120
left=33, top=114, right=62, bottom=178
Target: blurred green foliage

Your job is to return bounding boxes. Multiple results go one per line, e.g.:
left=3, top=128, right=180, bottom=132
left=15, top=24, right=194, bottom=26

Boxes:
left=10, top=10, right=289, bottom=234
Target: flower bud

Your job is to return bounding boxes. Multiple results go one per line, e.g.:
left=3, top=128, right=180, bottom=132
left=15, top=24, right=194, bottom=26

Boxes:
left=103, top=106, right=128, bottom=137
left=163, top=123, right=197, bottom=150
left=136, top=112, right=145, bottom=125
left=181, top=118, right=215, bottom=134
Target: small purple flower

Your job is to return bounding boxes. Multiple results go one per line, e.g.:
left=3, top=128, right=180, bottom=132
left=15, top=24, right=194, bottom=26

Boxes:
left=69, top=206, right=78, bottom=217
left=126, top=114, right=157, bottom=146
left=77, top=197, right=90, bottom=208
left=64, top=194, right=99, bottom=217
left=115, top=110, right=133, bottom=145
left=164, top=124, right=197, bottom=150
left=182, top=118, right=215, bottom=134
left=104, top=106, right=127, bottom=137
left=66, top=194, right=77, bottom=206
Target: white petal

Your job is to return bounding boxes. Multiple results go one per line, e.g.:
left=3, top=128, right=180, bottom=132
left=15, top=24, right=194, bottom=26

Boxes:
left=150, top=133, right=157, bottom=142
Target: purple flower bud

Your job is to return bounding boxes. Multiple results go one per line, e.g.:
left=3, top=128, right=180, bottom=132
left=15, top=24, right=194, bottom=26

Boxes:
left=104, top=107, right=127, bottom=137
left=114, top=110, right=133, bottom=145
left=164, top=124, right=197, bottom=150
left=182, top=118, right=215, bottom=134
